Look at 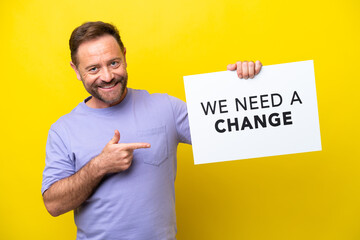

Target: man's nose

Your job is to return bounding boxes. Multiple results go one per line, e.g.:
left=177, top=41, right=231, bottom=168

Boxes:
left=100, top=67, right=114, bottom=82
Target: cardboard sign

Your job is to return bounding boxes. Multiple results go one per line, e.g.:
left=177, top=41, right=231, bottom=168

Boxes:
left=183, top=60, right=322, bottom=164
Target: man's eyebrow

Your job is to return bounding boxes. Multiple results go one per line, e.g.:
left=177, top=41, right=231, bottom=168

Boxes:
left=108, top=57, right=122, bottom=63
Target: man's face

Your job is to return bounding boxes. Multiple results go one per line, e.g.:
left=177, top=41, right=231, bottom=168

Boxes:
left=71, top=35, right=128, bottom=108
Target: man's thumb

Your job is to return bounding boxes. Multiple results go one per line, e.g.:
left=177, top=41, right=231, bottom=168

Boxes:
left=109, top=130, right=120, bottom=144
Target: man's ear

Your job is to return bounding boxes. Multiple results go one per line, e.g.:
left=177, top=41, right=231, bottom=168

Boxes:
left=70, top=62, right=82, bottom=81
left=123, top=48, right=127, bottom=68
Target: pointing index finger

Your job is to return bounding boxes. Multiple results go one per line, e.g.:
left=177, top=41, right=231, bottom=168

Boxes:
left=122, top=142, right=151, bottom=150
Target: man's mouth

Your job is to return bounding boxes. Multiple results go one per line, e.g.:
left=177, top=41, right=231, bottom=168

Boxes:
left=99, top=82, right=119, bottom=89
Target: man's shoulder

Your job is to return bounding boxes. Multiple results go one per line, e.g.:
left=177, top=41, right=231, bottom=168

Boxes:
left=49, top=101, right=85, bottom=132
left=131, top=88, right=184, bottom=104
left=131, top=89, right=187, bottom=122
left=132, top=88, right=168, bottom=98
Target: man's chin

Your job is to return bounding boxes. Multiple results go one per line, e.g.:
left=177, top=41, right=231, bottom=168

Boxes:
left=102, top=89, right=127, bottom=106
left=89, top=82, right=127, bottom=107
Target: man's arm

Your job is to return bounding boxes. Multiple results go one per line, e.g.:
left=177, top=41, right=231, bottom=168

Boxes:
left=43, top=130, right=150, bottom=217
left=43, top=155, right=104, bottom=217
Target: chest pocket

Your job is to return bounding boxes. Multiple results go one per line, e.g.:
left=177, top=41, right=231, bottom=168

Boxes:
left=135, top=126, right=168, bottom=166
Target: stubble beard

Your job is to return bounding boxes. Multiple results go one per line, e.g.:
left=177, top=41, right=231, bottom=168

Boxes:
left=83, top=72, right=128, bottom=106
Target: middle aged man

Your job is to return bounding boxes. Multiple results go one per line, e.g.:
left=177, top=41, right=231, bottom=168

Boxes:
left=42, top=21, right=262, bottom=240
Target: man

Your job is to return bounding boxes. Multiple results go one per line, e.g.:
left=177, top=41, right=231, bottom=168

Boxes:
left=42, top=21, right=262, bottom=239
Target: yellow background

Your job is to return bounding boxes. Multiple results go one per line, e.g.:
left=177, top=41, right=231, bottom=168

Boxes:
left=1, top=0, right=360, bottom=239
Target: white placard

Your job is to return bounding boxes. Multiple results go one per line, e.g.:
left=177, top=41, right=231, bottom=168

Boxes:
left=183, top=60, right=321, bottom=164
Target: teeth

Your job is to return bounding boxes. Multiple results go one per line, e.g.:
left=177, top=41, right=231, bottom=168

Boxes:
left=101, top=84, right=116, bottom=89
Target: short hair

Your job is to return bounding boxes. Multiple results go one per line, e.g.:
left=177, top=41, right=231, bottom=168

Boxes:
left=69, top=21, right=125, bottom=66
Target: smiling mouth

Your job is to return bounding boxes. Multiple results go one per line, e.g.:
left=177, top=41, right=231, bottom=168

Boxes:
left=99, top=82, right=119, bottom=89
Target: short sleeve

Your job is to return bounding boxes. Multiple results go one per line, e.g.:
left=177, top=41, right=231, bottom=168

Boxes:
left=41, top=127, right=75, bottom=194
left=168, top=95, right=192, bottom=145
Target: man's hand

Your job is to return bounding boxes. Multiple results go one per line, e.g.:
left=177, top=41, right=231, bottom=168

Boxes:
left=227, top=61, right=262, bottom=79
left=95, top=130, right=151, bottom=174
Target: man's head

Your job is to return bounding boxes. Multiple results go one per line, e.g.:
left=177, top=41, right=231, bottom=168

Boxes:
left=69, top=21, right=125, bottom=66
left=69, top=21, right=128, bottom=108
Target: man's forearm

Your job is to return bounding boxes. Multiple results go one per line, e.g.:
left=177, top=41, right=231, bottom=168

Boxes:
left=43, top=156, right=105, bottom=217
left=43, top=130, right=149, bottom=217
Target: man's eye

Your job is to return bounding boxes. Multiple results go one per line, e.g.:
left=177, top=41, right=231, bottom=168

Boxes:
left=111, top=61, right=119, bottom=67
left=89, top=67, right=98, bottom=72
